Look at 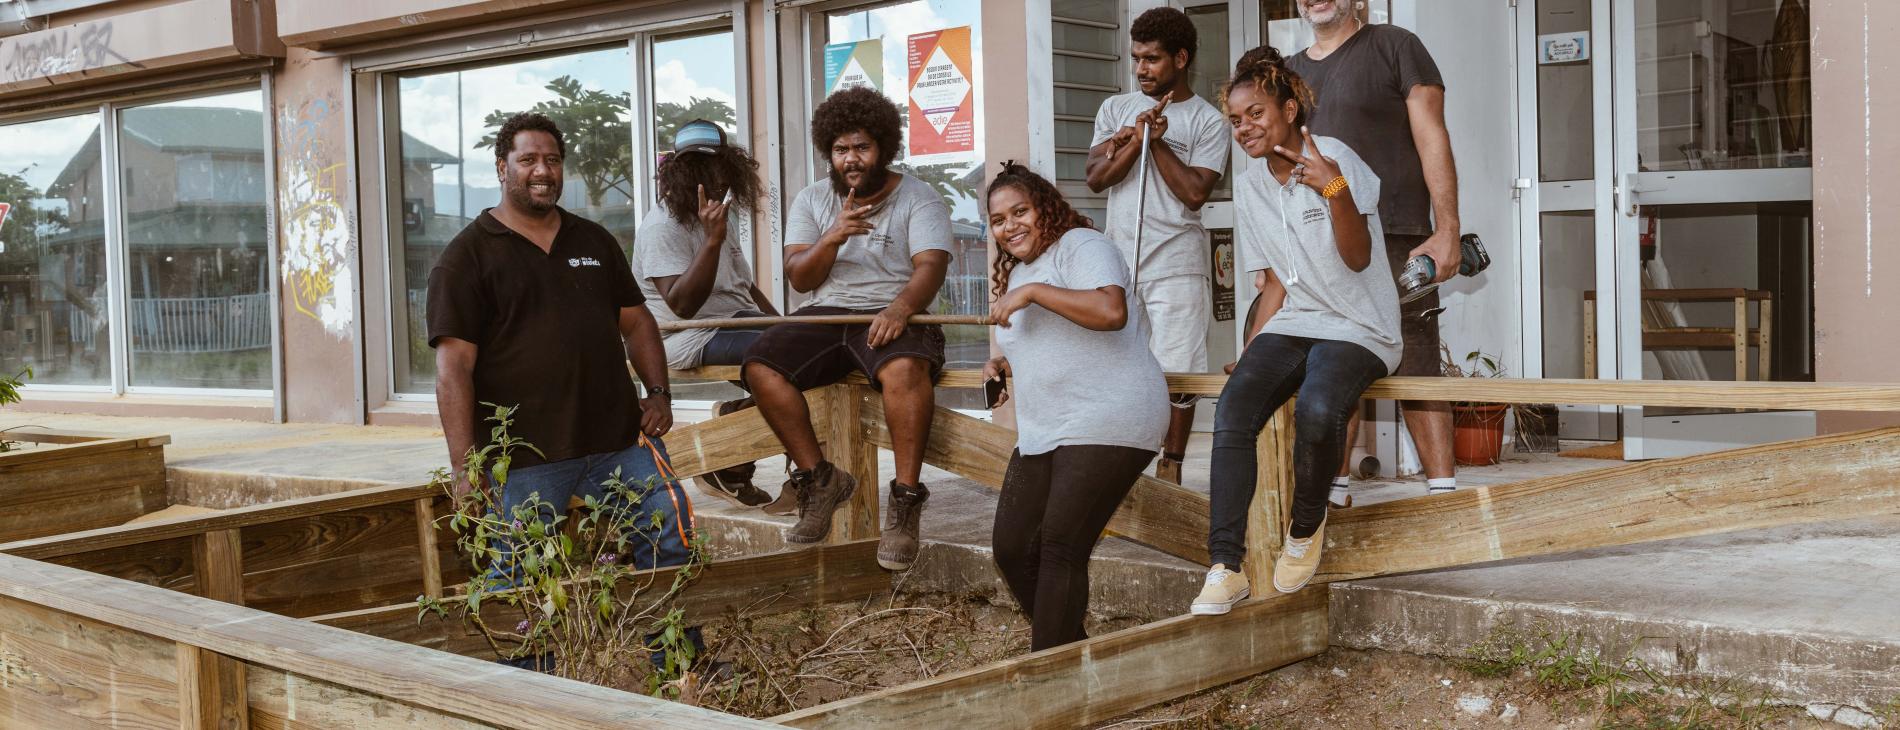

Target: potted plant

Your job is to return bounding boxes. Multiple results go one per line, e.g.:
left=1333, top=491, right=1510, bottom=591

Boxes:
left=1441, top=348, right=1507, bottom=466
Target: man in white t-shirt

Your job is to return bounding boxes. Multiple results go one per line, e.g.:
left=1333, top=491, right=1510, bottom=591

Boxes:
left=1086, top=7, right=1230, bottom=484
left=631, top=120, right=780, bottom=512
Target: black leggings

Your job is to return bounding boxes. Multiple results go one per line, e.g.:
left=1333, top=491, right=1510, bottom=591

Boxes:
left=992, top=444, right=1154, bottom=651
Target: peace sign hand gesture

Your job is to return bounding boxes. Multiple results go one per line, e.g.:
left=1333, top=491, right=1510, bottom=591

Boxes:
left=1272, top=126, right=1345, bottom=196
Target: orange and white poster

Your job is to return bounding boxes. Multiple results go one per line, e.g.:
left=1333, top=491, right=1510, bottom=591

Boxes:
left=906, top=26, right=974, bottom=158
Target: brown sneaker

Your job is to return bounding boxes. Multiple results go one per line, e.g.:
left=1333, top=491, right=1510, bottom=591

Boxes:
left=876, top=482, right=928, bottom=571
left=695, top=460, right=770, bottom=507
left=762, top=473, right=801, bottom=517
left=784, top=461, right=856, bottom=545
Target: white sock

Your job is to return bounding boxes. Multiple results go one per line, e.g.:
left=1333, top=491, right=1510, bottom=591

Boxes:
left=1329, top=477, right=1350, bottom=506
left=1427, top=477, right=1457, bottom=493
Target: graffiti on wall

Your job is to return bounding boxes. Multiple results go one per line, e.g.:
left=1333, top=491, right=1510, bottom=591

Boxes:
left=278, top=91, right=355, bottom=339
left=0, top=21, right=137, bottom=85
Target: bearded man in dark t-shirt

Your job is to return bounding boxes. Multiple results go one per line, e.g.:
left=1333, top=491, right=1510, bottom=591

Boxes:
left=1285, top=0, right=1463, bottom=499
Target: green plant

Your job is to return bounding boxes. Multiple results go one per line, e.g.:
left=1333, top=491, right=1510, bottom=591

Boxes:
left=419, top=403, right=707, bottom=698
left=0, top=366, right=33, bottom=453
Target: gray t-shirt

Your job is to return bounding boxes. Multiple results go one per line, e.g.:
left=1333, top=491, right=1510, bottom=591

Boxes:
left=1091, top=91, right=1230, bottom=282
left=1237, top=136, right=1402, bottom=373
left=631, top=206, right=759, bottom=369
left=783, top=174, right=954, bottom=310
left=994, top=228, right=1169, bottom=455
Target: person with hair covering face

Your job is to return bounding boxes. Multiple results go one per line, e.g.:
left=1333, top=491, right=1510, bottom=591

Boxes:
left=1191, top=47, right=1399, bottom=615
left=632, top=120, right=782, bottom=511
left=742, top=87, right=951, bottom=571
left=982, top=162, right=1167, bottom=651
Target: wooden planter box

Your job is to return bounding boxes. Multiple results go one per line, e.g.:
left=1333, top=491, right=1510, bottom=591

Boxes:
left=0, top=430, right=170, bottom=542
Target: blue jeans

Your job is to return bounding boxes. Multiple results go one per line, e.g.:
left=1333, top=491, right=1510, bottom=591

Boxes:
left=1207, top=334, right=1387, bottom=569
left=491, top=437, right=696, bottom=581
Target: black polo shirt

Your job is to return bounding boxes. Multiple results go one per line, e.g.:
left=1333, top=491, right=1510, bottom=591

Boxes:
left=427, top=207, right=645, bottom=469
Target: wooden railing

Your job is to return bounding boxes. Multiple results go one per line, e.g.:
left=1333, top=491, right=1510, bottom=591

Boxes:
left=2, top=373, right=1898, bottom=728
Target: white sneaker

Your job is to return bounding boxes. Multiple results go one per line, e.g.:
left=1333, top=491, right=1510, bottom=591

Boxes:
left=1328, top=484, right=1352, bottom=508
left=1189, top=564, right=1250, bottom=616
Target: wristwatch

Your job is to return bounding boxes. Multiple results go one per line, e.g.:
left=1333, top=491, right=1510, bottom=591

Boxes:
left=645, top=386, right=672, bottom=400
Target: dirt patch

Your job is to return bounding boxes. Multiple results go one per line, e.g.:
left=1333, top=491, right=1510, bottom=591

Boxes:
left=1096, top=647, right=1862, bottom=729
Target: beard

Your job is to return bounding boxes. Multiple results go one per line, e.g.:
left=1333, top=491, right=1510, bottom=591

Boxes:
left=504, top=171, right=562, bottom=214
left=829, top=161, right=891, bottom=198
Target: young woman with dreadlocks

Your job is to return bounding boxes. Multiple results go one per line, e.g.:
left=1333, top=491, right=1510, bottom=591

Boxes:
left=631, top=120, right=781, bottom=510
left=982, top=163, right=1168, bottom=651
left=1190, top=46, right=1401, bottom=614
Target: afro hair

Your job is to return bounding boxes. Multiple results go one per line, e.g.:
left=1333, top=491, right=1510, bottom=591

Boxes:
left=809, top=86, right=904, bottom=167
left=1131, top=7, right=1198, bottom=66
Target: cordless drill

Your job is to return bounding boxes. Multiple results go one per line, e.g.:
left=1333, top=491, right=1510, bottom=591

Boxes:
left=1398, top=233, right=1491, bottom=304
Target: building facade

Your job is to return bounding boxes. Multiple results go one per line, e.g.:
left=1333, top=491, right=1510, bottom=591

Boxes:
left=2, top=0, right=1893, bottom=460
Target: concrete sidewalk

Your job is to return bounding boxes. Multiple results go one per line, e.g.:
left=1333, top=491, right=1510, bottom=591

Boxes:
left=10, top=410, right=1897, bottom=718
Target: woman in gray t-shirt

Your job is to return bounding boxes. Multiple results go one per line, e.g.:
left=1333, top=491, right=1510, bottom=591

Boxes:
left=983, top=164, right=1168, bottom=652
left=1193, top=47, right=1398, bottom=616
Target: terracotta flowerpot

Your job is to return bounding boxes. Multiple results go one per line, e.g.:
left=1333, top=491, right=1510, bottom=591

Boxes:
left=1452, top=403, right=1508, bottom=466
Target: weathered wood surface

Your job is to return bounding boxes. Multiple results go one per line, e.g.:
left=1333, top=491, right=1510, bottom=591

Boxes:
left=661, top=385, right=832, bottom=479
left=239, top=500, right=439, bottom=618
left=0, top=436, right=169, bottom=541
left=680, top=366, right=1900, bottom=408
left=177, top=642, right=248, bottom=730
left=828, top=385, right=881, bottom=542
left=0, top=554, right=781, bottom=729
left=774, top=588, right=1328, bottom=729
left=311, top=539, right=891, bottom=659
left=1244, top=403, right=1296, bottom=590
left=1318, top=426, right=1900, bottom=583
left=657, top=313, right=991, bottom=331
left=860, top=396, right=1212, bottom=565
left=0, top=593, right=183, bottom=729
left=4, top=429, right=163, bottom=446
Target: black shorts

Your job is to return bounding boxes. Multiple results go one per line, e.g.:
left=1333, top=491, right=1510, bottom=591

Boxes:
left=1385, top=233, right=1442, bottom=377
left=741, top=306, right=946, bottom=391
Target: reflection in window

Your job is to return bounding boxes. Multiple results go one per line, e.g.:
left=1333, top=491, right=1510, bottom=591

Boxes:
left=1633, top=0, right=1810, bottom=171
left=0, top=112, right=109, bottom=386
left=390, top=46, right=634, bottom=395
left=1186, top=4, right=1232, bottom=199
left=1052, top=0, right=1122, bottom=184
left=118, top=90, right=271, bottom=390
left=825, top=1, right=989, bottom=406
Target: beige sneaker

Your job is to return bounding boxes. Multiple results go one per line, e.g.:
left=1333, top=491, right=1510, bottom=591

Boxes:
left=1272, top=520, right=1327, bottom=593
left=1189, top=564, right=1250, bottom=616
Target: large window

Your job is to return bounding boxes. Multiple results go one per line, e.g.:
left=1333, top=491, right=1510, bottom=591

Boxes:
left=0, top=112, right=109, bottom=387
left=1051, top=0, right=1122, bottom=224
left=822, top=0, right=988, bottom=407
left=1, top=86, right=274, bottom=394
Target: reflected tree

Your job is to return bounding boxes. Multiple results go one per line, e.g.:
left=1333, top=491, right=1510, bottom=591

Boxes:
left=654, top=96, right=737, bottom=150
left=478, top=76, right=635, bottom=206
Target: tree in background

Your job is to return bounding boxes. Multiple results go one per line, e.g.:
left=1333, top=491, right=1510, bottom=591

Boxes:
left=653, top=96, right=737, bottom=152
left=479, top=76, right=636, bottom=207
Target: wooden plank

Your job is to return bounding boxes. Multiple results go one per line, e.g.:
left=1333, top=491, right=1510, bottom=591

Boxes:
left=830, top=384, right=879, bottom=542
left=1317, top=427, right=1900, bottom=583
left=1734, top=296, right=1749, bottom=381
left=0, top=554, right=781, bottom=729
left=0, top=593, right=182, bottom=729
left=1759, top=299, right=1773, bottom=381
left=656, top=313, right=990, bottom=331
left=860, top=397, right=1211, bottom=565
left=239, top=502, right=429, bottom=618
left=1583, top=288, right=1771, bottom=301
left=659, top=385, right=837, bottom=479
left=0, top=443, right=168, bottom=540
left=46, top=535, right=198, bottom=593
left=194, top=529, right=245, bottom=604
left=415, top=498, right=443, bottom=600
left=178, top=643, right=248, bottom=730
left=0, top=434, right=156, bottom=469
left=1243, top=403, right=1294, bottom=589
left=4, top=429, right=119, bottom=445
left=246, top=664, right=492, bottom=729
left=773, top=588, right=1329, bottom=729
left=311, top=540, right=892, bottom=658
left=1, top=482, right=436, bottom=561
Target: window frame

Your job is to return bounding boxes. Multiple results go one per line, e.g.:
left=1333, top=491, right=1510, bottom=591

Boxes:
left=1, top=78, right=282, bottom=404
left=355, top=5, right=747, bottom=405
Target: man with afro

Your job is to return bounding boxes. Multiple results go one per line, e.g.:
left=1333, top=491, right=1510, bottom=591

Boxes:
left=741, top=86, right=952, bottom=571
left=1086, top=6, right=1230, bottom=484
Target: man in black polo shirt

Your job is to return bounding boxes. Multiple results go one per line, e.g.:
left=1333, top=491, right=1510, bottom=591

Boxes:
left=428, top=113, right=694, bottom=604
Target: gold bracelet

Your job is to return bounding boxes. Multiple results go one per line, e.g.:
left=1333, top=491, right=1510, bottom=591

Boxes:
left=1320, top=176, right=1349, bottom=199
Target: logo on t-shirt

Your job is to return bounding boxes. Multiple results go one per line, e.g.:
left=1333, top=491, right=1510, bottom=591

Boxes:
left=1301, top=208, right=1327, bottom=225
left=569, top=257, right=602, bottom=268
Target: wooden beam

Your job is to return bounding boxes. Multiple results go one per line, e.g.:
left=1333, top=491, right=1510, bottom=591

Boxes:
left=176, top=643, right=247, bottom=730
left=309, top=539, right=890, bottom=659
left=1318, top=426, right=1900, bottom=583
left=414, top=498, right=443, bottom=600
left=192, top=529, right=244, bottom=605
left=828, top=385, right=879, bottom=542
left=1243, top=404, right=1294, bottom=590
left=659, top=384, right=838, bottom=479
left=0, top=437, right=168, bottom=542
left=860, top=398, right=1210, bottom=565
left=657, top=313, right=990, bottom=331
left=0, top=554, right=780, bottom=729
left=773, top=588, right=1328, bottom=729
left=1, top=482, right=436, bottom=560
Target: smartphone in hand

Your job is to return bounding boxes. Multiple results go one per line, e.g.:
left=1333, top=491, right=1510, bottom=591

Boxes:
left=984, top=376, right=1007, bottom=409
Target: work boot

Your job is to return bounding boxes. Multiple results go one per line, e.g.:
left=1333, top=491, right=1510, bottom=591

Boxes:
left=784, top=461, right=856, bottom=545
left=1272, top=519, right=1327, bottom=594
left=1189, top=563, right=1250, bottom=616
left=762, top=473, right=801, bottom=517
left=876, top=481, right=928, bottom=571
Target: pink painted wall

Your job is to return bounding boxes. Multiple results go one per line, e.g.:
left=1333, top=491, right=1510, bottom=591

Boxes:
left=274, top=49, right=362, bottom=424
left=1812, top=1, right=1900, bottom=432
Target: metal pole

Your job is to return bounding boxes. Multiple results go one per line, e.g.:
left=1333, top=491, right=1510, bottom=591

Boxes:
left=1131, top=120, right=1152, bottom=280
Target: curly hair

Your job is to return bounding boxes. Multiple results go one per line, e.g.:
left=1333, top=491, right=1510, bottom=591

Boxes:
left=495, top=112, right=566, bottom=161
left=810, top=86, right=903, bottom=168
left=654, top=144, right=763, bottom=226
left=1131, top=7, right=1198, bottom=65
left=1221, top=45, right=1315, bottom=129
left=986, top=162, right=1095, bottom=298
